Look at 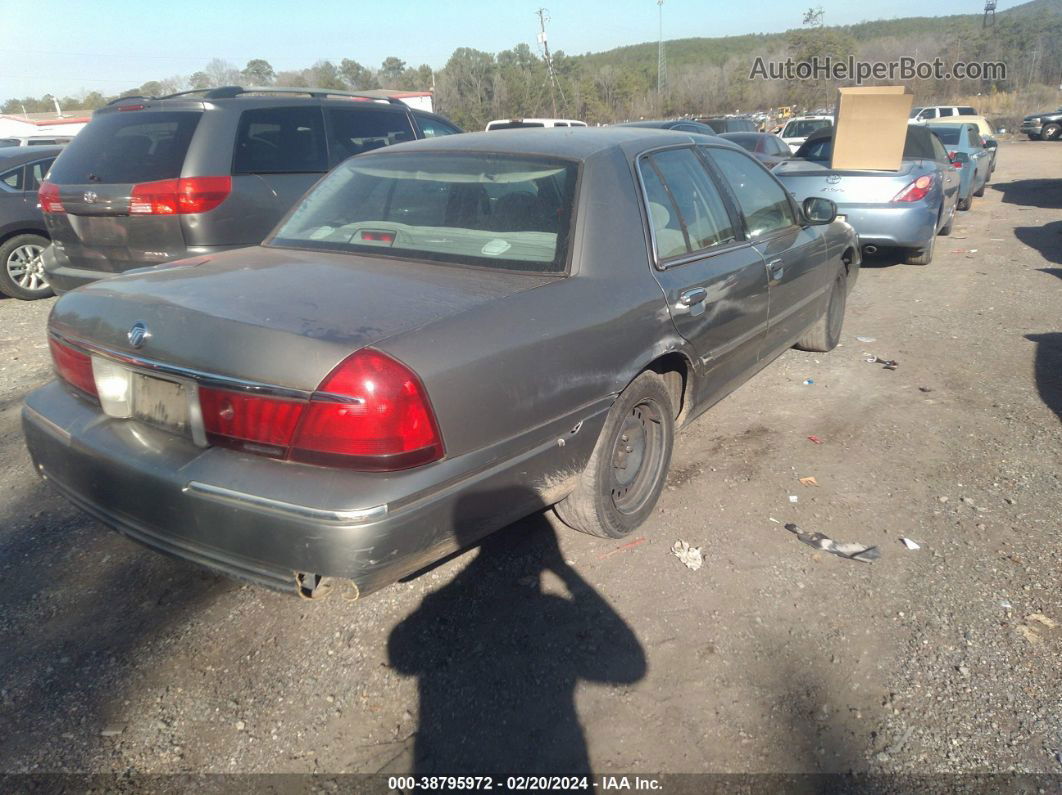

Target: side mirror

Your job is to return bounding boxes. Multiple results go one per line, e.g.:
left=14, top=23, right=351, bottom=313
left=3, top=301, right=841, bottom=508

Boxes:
left=985, top=138, right=998, bottom=149
left=802, top=196, right=837, bottom=225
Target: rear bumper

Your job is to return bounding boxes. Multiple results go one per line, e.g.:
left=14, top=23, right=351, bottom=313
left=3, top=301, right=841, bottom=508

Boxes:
left=835, top=203, right=937, bottom=249
left=42, top=243, right=244, bottom=293
left=23, top=381, right=608, bottom=597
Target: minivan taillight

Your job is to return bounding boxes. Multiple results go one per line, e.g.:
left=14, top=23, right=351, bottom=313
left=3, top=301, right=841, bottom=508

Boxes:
left=196, top=350, right=443, bottom=471
left=49, top=338, right=97, bottom=397
left=129, top=176, right=231, bottom=215
left=891, top=174, right=935, bottom=203
left=38, top=180, right=65, bottom=213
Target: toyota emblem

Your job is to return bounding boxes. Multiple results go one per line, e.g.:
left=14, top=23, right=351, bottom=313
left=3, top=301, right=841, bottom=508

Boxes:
left=825, top=175, right=842, bottom=185
left=83, top=191, right=98, bottom=203
left=128, top=321, right=151, bottom=348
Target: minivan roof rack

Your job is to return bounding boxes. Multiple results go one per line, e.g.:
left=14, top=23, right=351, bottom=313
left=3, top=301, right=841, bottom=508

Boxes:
left=106, top=94, right=153, bottom=106
left=154, top=86, right=407, bottom=105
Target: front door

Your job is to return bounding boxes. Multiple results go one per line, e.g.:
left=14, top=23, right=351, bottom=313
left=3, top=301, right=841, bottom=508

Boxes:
left=638, top=146, right=769, bottom=406
left=705, top=145, right=828, bottom=355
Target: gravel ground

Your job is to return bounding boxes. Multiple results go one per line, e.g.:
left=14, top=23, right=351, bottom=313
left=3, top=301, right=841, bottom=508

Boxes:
left=0, top=141, right=1058, bottom=780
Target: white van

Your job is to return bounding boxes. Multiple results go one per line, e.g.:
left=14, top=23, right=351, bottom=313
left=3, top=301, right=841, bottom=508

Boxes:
left=485, top=118, right=588, bottom=131
left=909, top=106, right=978, bottom=123
left=780, top=115, right=834, bottom=153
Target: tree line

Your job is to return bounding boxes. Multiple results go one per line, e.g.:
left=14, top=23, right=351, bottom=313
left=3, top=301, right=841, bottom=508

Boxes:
left=4, top=5, right=1060, bottom=130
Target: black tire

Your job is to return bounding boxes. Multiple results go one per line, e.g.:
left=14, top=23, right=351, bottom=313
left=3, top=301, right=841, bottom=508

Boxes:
left=1027, top=134, right=1041, bottom=141
left=0, top=234, right=53, bottom=300
left=957, top=194, right=972, bottom=211
left=795, top=267, right=847, bottom=353
left=554, top=371, right=674, bottom=538
left=973, top=178, right=986, bottom=198
left=906, top=231, right=935, bottom=266
left=1043, top=123, right=1061, bottom=142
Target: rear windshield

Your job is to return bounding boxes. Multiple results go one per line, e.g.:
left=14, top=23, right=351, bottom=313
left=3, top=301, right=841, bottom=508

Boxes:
left=47, top=110, right=200, bottom=184
left=487, top=121, right=546, bottom=130
left=783, top=119, right=832, bottom=138
left=270, top=152, right=578, bottom=273
left=796, top=127, right=941, bottom=161
left=931, top=128, right=962, bottom=145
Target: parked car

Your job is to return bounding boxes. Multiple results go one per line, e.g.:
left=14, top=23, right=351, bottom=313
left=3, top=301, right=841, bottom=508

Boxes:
left=615, top=119, right=719, bottom=135
left=924, top=123, right=992, bottom=210
left=0, top=146, right=62, bottom=299
left=779, top=116, right=833, bottom=153
left=1020, top=107, right=1062, bottom=141
left=718, top=132, right=791, bottom=169
left=38, top=86, right=463, bottom=293
left=485, top=118, right=587, bottom=130
left=696, top=117, right=759, bottom=134
left=24, top=128, right=859, bottom=599
left=0, top=135, right=75, bottom=148
left=775, top=125, right=960, bottom=266
left=909, top=105, right=978, bottom=123
left=926, top=116, right=999, bottom=173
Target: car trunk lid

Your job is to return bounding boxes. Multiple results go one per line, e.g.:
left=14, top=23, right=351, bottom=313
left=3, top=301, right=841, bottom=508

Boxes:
left=774, top=159, right=920, bottom=203
left=49, top=246, right=558, bottom=392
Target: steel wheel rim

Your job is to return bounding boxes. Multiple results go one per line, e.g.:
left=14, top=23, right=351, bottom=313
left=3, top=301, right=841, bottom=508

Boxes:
left=7, top=244, right=48, bottom=291
left=610, top=398, right=665, bottom=515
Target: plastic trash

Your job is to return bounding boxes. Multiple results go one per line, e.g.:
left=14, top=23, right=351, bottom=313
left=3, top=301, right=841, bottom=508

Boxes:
left=788, top=495, right=799, bottom=503
left=784, top=522, right=880, bottom=563
left=799, top=476, right=819, bottom=487
left=803, top=378, right=814, bottom=385
left=900, top=537, right=921, bottom=550
left=807, top=435, right=824, bottom=444
left=671, top=540, right=703, bottom=571
left=864, top=355, right=899, bottom=370
left=855, top=336, right=876, bottom=343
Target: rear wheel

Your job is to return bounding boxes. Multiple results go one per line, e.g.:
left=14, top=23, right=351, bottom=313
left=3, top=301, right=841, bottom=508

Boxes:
left=906, top=231, right=935, bottom=266
left=1043, top=123, right=1061, bottom=141
left=795, top=267, right=847, bottom=352
left=554, top=371, right=674, bottom=538
left=974, top=177, right=986, bottom=198
left=0, top=234, right=53, bottom=300
left=957, top=194, right=972, bottom=211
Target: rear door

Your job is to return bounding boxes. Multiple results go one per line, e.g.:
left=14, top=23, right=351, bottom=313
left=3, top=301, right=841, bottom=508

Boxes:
left=706, top=145, right=828, bottom=355
left=43, top=109, right=202, bottom=273
left=638, top=146, right=769, bottom=404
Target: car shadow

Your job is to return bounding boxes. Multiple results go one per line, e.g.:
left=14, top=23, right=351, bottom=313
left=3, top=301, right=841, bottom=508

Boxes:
left=1015, top=221, right=1062, bottom=265
left=388, top=488, right=647, bottom=776
left=857, top=248, right=908, bottom=269
left=991, top=178, right=1062, bottom=210
left=1025, top=333, right=1062, bottom=422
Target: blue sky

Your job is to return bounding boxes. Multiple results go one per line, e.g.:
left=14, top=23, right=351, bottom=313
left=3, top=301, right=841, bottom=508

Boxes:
left=3, top=0, right=1026, bottom=98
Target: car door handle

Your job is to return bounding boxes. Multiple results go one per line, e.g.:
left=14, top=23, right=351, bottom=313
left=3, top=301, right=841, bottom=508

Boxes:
left=767, top=258, right=784, bottom=280
left=677, top=287, right=708, bottom=307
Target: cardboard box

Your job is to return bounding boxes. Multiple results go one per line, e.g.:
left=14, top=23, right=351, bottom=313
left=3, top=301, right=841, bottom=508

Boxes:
left=831, top=86, right=913, bottom=171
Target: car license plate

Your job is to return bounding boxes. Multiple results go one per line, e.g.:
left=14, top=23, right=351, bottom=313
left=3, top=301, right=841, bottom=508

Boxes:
left=132, top=372, right=191, bottom=436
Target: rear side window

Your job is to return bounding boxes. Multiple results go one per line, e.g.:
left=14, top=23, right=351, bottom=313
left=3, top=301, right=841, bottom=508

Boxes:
left=0, top=167, right=23, bottom=191
left=233, top=107, right=327, bottom=175
left=958, top=107, right=976, bottom=116
left=48, top=111, right=201, bottom=184
left=28, top=158, right=55, bottom=190
left=326, top=108, right=415, bottom=164
left=707, top=147, right=795, bottom=239
left=938, top=108, right=955, bottom=117
left=640, top=148, right=737, bottom=260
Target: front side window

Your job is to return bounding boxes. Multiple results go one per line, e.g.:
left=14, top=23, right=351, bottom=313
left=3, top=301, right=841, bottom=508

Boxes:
left=233, top=106, right=327, bottom=175
left=414, top=112, right=461, bottom=138
left=640, top=148, right=737, bottom=261
left=707, top=147, right=796, bottom=239
left=270, top=152, right=577, bottom=273
left=326, top=108, right=415, bottom=164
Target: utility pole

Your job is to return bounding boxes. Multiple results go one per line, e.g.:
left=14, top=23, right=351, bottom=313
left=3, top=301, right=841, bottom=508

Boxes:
left=657, top=0, right=667, bottom=101
left=537, top=8, right=560, bottom=117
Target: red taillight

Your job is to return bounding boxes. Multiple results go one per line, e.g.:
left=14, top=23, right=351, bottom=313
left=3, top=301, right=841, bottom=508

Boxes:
left=118, top=104, right=145, bottom=111
left=49, top=338, right=97, bottom=397
left=129, top=176, right=231, bottom=215
left=947, top=152, right=963, bottom=169
left=38, top=180, right=65, bottom=213
left=891, top=174, right=934, bottom=203
left=198, top=388, right=305, bottom=454
left=291, top=350, right=443, bottom=470
left=195, top=350, right=443, bottom=470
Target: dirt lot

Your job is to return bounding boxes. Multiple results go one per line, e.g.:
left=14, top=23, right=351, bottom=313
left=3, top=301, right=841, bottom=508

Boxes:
left=0, top=142, right=1059, bottom=780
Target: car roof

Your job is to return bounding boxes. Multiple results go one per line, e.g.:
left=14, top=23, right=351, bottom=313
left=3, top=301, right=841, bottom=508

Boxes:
left=0, top=145, right=64, bottom=165
left=372, top=127, right=738, bottom=161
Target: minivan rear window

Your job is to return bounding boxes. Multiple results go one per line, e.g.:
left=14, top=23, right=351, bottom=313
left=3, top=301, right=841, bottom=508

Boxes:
left=270, top=152, right=578, bottom=273
left=47, top=111, right=201, bottom=185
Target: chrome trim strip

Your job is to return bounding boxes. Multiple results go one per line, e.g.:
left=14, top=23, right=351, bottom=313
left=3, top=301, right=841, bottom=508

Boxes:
left=23, top=404, right=73, bottom=442
left=51, top=330, right=313, bottom=400
left=184, top=481, right=388, bottom=525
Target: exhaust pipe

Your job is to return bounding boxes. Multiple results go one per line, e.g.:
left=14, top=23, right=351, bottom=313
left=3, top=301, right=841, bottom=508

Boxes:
left=863, top=244, right=878, bottom=255
left=295, top=572, right=360, bottom=601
